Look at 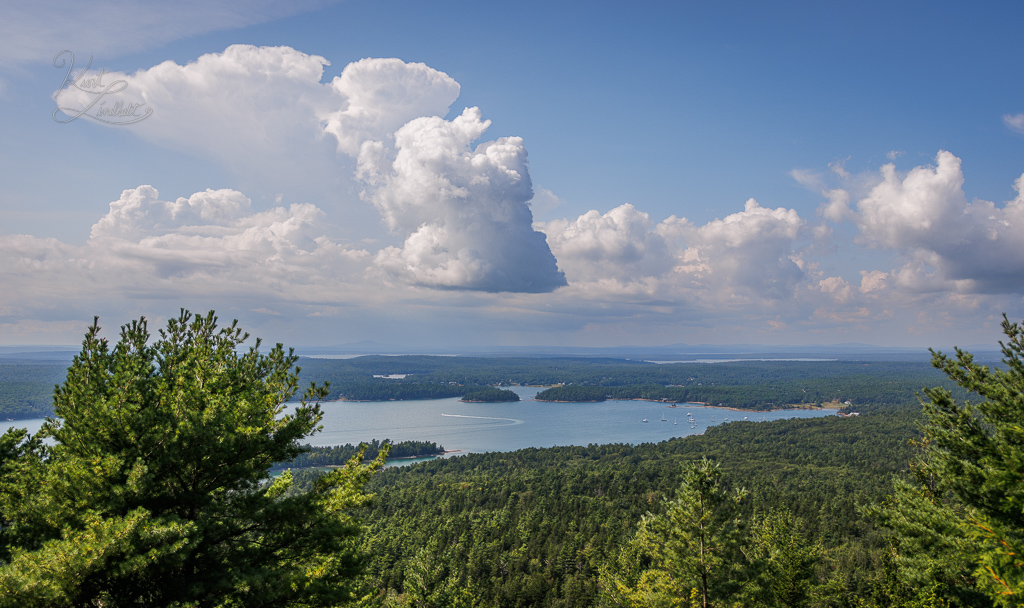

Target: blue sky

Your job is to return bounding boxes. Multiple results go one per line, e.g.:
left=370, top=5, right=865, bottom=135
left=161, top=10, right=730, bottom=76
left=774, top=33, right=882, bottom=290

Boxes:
left=1, top=0, right=1023, bottom=350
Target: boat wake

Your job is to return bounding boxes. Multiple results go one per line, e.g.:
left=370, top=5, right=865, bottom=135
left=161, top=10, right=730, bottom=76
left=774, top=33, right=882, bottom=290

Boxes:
left=442, top=413, right=524, bottom=426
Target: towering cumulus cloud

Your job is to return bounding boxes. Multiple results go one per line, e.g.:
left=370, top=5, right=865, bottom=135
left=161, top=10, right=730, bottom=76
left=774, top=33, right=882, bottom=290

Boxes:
left=357, top=107, right=567, bottom=293
left=323, top=58, right=461, bottom=156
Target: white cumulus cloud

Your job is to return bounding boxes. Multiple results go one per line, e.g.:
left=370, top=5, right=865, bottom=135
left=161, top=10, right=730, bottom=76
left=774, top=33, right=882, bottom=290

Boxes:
left=542, top=204, right=672, bottom=282
left=359, top=107, right=566, bottom=293
left=53, top=46, right=462, bottom=170
left=0, top=186, right=371, bottom=317
left=50, top=46, right=465, bottom=216
left=859, top=270, right=889, bottom=294
left=323, top=58, right=460, bottom=157
left=846, top=151, right=1024, bottom=293
left=542, top=198, right=807, bottom=304
left=90, top=186, right=252, bottom=240
left=55, top=45, right=334, bottom=166
left=683, top=199, right=806, bottom=300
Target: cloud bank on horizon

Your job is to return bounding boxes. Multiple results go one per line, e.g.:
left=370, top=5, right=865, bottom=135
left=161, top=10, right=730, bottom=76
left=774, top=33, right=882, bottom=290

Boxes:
left=5, top=43, right=1024, bottom=346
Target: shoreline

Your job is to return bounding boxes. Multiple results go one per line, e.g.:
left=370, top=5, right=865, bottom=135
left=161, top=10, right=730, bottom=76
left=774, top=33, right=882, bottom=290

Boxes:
left=460, top=399, right=520, bottom=403
left=533, top=397, right=839, bottom=413
left=331, top=386, right=556, bottom=403
left=274, top=449, right=460, bottom=473
left=387, top=449, right=465, bottom=460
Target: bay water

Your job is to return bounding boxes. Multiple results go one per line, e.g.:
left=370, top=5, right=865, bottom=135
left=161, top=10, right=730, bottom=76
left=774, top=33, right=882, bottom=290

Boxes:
left=2, top=386, right=835, bottom=461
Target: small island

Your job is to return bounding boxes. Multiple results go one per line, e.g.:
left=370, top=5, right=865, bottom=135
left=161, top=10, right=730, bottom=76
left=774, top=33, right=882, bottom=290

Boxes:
left=461, top=388, right=520, bottom=403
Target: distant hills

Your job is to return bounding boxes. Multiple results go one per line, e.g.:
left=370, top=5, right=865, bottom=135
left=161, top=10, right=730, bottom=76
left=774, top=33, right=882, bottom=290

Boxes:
left=0, top=347, right=77, bottom=361
left=0, top=341, right=1001, bottom=363
left=295, top=341, right=1001, bottom=363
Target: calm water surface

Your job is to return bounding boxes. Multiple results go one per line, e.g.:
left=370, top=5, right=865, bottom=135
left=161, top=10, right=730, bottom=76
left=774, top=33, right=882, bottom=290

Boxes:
left=2, top=387, right=836, bottom=459
left=297, top=386, right=834, bottom=453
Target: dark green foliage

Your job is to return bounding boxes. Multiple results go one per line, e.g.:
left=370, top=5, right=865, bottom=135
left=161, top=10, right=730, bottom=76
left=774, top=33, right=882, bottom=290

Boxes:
left=603, top=458, right=750, bottom=608
left=602, top=473, right=820, bottom=608
left=0, top=311, right=383, bottom=607
left=462, top=388, right=520, bottom=402
left=745, top=509, right=820, bottom=608
left=872, top=315, right=1024, bottom=607
left=0, top=428, right=39, bottom=564
left=869, top=478, right=987, bottom=607
left=534, top=363, right=967, bottom=410
left=355, top=410, right=918, bottom=608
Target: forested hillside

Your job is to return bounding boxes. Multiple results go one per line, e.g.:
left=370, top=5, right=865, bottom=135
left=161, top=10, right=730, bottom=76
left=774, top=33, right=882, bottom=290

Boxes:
left=356, top=409, right=920, bottom=607
left=0, top=360, right=70, bottom=419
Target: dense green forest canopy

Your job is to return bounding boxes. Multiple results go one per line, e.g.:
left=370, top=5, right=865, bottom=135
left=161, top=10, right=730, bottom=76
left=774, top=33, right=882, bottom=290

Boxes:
left=344, top=321, right=1024, bottom=608
left=350, top=409, right=922, bottom=607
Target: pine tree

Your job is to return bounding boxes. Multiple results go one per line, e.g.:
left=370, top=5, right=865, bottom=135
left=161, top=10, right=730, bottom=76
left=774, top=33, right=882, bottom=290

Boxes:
left=744, top=509, right=819, bottom=608
left=602, top=458, right=748, bottom=608
left=874, top=314, right=1024, bottom=607
left=0, top=310, right=384, bottom=607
